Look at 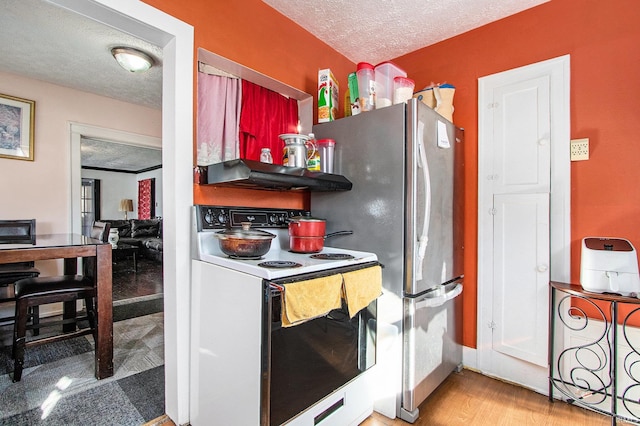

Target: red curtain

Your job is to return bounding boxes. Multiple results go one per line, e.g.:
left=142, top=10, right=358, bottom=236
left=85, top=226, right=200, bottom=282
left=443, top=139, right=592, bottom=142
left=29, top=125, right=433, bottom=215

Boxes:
left=138, top=178, right=155, bottom=219
left=238, top=80, right=299, bottom=164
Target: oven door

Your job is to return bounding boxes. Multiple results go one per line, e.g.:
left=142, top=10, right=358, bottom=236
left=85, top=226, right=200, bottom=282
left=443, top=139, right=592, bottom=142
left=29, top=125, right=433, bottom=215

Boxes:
left=263, top=264, right=378, bottom=425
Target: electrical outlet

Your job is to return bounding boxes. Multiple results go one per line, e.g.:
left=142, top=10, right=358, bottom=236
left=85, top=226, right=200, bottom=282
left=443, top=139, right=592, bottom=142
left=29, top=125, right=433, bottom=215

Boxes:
left=570, top=138, right=589, bottom=161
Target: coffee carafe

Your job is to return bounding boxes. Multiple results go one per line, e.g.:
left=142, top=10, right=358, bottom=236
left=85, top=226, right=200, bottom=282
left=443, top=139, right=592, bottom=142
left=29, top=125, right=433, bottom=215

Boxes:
left=280, top=134, right=316, bottom=168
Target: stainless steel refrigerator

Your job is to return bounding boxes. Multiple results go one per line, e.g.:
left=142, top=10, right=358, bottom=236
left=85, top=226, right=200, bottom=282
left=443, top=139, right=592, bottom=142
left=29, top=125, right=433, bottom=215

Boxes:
left=312, top=98, right=464, bottom=422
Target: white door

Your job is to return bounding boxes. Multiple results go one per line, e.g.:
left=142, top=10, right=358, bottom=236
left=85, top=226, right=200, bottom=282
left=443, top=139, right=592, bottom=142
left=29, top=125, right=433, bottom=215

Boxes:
left=477, top=56, right=571, bottom=393
left=493, top=192, right=549, bottom=367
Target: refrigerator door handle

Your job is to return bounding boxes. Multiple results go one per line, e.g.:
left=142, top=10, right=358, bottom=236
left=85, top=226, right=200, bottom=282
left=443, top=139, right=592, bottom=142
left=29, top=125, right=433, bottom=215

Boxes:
left=415, top=120, right=431, bottom=281
left=415, top=283, right=463, bottom=309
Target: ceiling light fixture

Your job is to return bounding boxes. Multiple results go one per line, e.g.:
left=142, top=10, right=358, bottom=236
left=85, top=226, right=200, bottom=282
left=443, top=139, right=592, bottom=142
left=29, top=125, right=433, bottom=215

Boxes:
left=111, top=47, right=153, bottom=73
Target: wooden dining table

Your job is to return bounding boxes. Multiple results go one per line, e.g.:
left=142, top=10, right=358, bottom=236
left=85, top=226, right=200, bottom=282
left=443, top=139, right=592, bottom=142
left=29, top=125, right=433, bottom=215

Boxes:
left=0, top=233, right=113, bottom=379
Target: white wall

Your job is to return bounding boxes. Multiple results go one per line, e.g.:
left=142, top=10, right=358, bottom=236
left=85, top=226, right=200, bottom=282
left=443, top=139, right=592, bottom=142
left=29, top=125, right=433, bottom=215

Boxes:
left=82, top=167, right=163, bottom=219
left=0, top=71, right=161, bottom=274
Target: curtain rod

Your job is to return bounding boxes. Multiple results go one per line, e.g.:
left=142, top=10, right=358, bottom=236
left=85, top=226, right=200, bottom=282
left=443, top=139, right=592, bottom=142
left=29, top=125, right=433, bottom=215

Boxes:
left=198, top=62, right=240, bottom=79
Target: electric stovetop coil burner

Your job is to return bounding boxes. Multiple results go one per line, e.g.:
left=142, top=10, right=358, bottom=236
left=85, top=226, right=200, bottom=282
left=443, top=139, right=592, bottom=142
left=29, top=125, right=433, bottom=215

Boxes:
left=310, top=253, right=355, bottom=260
left=258, top=261, right=302, bottom=268
left=229, top=255, right=263, bottom=260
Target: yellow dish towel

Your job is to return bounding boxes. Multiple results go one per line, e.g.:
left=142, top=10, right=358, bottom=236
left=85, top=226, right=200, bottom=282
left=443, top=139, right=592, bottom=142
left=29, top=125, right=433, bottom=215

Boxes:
left=281, top=274, right=343, bottom=327
left=342, top=265, right=383, bottom=318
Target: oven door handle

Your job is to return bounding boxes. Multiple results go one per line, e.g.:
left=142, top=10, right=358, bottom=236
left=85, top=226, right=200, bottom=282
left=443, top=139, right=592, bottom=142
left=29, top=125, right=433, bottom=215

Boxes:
left=269, top=282, right=284, bottom=293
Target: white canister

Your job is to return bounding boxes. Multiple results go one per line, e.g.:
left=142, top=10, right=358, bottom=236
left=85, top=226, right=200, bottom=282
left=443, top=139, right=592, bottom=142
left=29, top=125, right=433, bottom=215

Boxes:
left=108, top=229, right=119, bottom=248
left=393, top=77, right=415, bottom=104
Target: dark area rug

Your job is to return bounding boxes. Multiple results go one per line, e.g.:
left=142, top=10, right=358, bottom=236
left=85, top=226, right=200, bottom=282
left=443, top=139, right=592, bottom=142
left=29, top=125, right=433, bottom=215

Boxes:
left=0, top=366, right=165, bottom=425
left=117, top=365, right=165, bottom=422
left=0, top=259, right=165, bottom=424
left=0, top=296, right=163, bottom=376
left=0, top=336, right=91, bottom=376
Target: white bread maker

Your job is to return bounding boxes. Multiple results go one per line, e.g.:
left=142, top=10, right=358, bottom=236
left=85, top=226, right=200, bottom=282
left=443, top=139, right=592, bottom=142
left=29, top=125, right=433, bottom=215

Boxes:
left=580, top=237, right=640, bottom=296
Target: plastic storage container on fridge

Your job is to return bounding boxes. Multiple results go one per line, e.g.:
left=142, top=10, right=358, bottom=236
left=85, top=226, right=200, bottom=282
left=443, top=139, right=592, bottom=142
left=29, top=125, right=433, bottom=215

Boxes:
left=580, top=237, right=640, bottom=296
left=317, top=139, right=335, bottom=173
left=374, top=61, right=406, bottom=109
left=356, top=62, right=375, bottom=112
left=393, top=77, right=415, bottom=104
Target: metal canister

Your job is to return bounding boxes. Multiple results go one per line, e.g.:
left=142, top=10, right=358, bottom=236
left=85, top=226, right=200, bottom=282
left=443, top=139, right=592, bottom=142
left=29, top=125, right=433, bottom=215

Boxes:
left=280, top=134, right=310, bottom=168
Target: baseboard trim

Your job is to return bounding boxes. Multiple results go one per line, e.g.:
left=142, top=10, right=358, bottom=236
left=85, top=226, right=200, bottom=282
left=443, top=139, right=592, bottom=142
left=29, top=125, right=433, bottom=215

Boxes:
left=462, top=345, right=477, bottom=370
left=113, top=293, right=164, bottom=307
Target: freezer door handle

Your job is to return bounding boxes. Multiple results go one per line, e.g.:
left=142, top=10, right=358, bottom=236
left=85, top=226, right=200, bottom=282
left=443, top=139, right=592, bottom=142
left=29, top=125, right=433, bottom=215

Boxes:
left=415, top=283, right=463, bottom=309
left=415, top=120, right=431, bottom=282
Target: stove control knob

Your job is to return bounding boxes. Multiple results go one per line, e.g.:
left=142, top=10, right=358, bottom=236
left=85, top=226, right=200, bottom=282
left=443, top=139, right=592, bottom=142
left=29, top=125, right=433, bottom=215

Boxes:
left=203, top=210, right=214, bottom=225
left=218, top=214, right=227, bottom=225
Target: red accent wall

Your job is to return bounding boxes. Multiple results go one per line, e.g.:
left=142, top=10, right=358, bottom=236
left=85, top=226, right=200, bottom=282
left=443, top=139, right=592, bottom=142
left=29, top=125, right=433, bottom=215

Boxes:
left=144, top=0, right=640, bottom=348
left=393, top=0, right=640, bottom=347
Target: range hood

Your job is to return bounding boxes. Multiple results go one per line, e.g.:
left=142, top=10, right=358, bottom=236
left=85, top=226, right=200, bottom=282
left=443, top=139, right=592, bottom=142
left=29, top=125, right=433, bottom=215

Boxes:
left=205, top=159, right=352, bottom=191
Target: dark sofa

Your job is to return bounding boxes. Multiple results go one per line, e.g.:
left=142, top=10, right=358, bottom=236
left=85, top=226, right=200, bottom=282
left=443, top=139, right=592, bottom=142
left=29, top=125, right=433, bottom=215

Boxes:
left=104, top=218, right=163, bottom=262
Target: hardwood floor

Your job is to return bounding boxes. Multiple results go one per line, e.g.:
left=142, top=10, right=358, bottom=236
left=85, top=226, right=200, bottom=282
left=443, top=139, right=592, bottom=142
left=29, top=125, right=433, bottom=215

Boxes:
left=144, top=415, right=174, bottom=426
left=150, top=369, right=617, bottom=425
left=361, top=369, right=614, bottom=426
left=125, top=259, right=613, bottom=425
left=112, top=257, right=163, bottom=301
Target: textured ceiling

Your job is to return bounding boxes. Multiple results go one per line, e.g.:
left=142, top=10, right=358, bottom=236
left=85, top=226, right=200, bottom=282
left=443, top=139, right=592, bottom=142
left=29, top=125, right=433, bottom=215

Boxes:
left=81, top=138, right=162, bottom=173
left=0, top=0, right=163, bottom=171
left=0, top=0, right=163, bottom=110
left=263, top=0, right=549, bottom=64
left=1, top=0, right=550, bottom=112
left=2, top=0, right=548, bottom=171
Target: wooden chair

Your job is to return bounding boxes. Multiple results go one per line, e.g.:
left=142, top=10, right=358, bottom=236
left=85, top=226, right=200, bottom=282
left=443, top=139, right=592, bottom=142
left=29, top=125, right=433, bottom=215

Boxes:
left=0, top=220, right=40, bottom=331
left=89, top=221, right=110, bottom=242
left=12, top=274, right=96, bottom=381
left=11, top=220, right=106, bottom=382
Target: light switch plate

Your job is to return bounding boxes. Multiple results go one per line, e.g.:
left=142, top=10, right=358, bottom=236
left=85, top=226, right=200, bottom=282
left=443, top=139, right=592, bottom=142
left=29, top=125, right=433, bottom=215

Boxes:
left=570, top=138, right=589, bottom=161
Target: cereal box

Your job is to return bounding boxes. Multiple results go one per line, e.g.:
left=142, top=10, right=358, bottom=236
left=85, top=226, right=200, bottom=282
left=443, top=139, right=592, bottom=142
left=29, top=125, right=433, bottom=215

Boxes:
left=318, top=68, right=339, bottom=122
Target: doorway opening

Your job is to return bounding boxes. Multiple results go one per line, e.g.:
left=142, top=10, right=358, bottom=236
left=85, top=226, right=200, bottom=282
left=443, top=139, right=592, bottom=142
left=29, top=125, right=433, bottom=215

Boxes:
left=54, top=1, right=194, bottom=423
left=81, top=178, right=101, bottom=237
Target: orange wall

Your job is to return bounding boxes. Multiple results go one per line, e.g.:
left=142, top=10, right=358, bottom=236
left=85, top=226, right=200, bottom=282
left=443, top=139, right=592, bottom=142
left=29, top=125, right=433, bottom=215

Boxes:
left=394, top=0, right=640, bottom=346
left=144, top=0, right=640, bottom=348
left=143, top=0, right=354, bottom=209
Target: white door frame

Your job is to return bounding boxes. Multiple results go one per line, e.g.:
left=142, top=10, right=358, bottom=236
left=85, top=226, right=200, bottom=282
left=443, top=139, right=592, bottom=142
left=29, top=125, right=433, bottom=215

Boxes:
left=52, top=0, right=194, bottom=423
left=476, top=55, right=571, bottom=391
left=70, top=123, right=162, bottom=233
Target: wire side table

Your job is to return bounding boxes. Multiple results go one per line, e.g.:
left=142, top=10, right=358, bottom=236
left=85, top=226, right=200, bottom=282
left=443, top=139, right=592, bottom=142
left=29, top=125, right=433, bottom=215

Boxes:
left=549, top=281, right=640, bottom=425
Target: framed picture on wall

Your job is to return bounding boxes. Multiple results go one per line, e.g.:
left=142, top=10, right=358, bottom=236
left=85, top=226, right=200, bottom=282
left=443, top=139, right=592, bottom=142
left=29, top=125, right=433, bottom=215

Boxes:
left=0, top=93, right=35, bottom=161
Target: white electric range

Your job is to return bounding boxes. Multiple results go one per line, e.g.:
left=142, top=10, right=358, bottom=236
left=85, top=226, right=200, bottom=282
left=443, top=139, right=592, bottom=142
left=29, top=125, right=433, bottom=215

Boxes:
left=193, top=205, right=378, bottom=279
left=190, top=205, right=380, bottom=426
